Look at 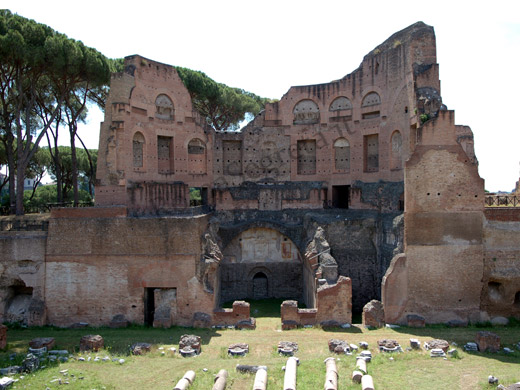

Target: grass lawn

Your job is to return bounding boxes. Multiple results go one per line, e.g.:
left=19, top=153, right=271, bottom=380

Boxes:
left=1, top=300, right=519, bottom=389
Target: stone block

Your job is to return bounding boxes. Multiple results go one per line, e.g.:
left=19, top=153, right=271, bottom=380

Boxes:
left=476, top=331, right=500, bottom=353
left=192, top=312, right=211, bottom=328
left=424, top=339, right=449, bottom=352
left=236, top=318, right=256, bottom=330
left=29, top=337, right=55, bottom=350
left=131, top=342, right=152, bottom=355
left=281, top=320, right=298, bottom=330
left=179, top=334, right=201, bottom=354
left=79, top=335, right=104, bottom=352
left=362, top=300, right=384, bottom=328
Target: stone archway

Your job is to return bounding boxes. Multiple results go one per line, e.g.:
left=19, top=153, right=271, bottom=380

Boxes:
left=218, top=227, right=304, bottom=304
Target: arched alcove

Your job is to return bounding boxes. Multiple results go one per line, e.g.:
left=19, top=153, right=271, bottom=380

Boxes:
left=293, top=99, right=320, bottom=125
left=132, top=132, right=145, bottom=168
left=219, top=227, right=306, bottom=305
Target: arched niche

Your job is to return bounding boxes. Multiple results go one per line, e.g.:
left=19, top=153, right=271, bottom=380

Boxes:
left=361, top=92, right=381, bottom=107
left=329, top=96, right=352, bottom=111
left=334, top=138, right=350, bottom=171
left=188, top=138, right=207, bottom=174
left=293, top=99, right=320, bottom=125
left=390, top=130, right=403, bottom=170
left=132, top=132, right=145, bottom=168
left=155, top=94, right=174, bottom=120
left=219, top=227, right=304, bottom=304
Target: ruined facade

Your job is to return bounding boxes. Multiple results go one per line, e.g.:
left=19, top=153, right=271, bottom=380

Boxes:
left=1, top=22, right=519, bottom=328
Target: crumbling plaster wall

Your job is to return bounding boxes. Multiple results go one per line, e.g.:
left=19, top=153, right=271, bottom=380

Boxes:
left=0, top=230, right=47, bottom=326
left=481, top=208, right=520, bottom=318
left=44, top=208, right=212, bottom=327
left=383, top=110, right=486, bottom=324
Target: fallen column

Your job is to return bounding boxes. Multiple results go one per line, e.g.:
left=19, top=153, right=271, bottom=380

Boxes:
left=355, top=357, right=367, bottom=374
left=324, top=357, right=338, bottom=390
left=212, top=369, right=228, bottom=390
left=284, top=357, right=299, bottom=390
left=174, top=370, right=196, bottom=390
left=351, top=370, right=363, bottom=384
left=361, top=374, right=375, bottom=390
left=253, top=367, right=268, bottom=390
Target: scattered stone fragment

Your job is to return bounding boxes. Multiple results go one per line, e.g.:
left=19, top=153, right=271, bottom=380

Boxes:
left=424, top=339, right=449, bottom=352
left=488, top=375, right=498, bottom=385
left=179, top=335, right=201, bottom=355
left=447, top=349, right=458, bottom=357
left=48, top=350, right=68, bottom=356
left=179, top=346, right=197, bottom=358
left=358, top=350, right=372, bottom=362
left=503, top=347, right=514, bottom=354
left=385, top=324, right=400, bottom=329
left=131, top=342, right=152, bottom=355
left=505, top=383, right=520, bottom=390
left=28, top=347, right=46, bottom=356
left=228, top=343, right=249, bottom=356
left=328, top=339, right=349, bottom=354
left=349, top=344, right=359, bottom=352
left=430, top=348, right=446, bottom=358
left=79, top=335, right=104, bottom=352
left=359, top=341, right=369, bottom=349
left=118, top=359, right=125, bottom=364
left=0, top=376, right=14, bottom=389
left=410, top=339, right=420, bottom=349
left=476, top=331, right=501, bottom=353
left=236, top=364, right=267, bottom=374
left=496, top=385, right=507, bottom=390
left=0, top=366, right=20, bottom=376
left=378, top=339, right=402, bottom=353
left=78, top=357, right=85, bottom=361
left=341, top=323, right=351, bottom=329
left=488, top=375, right=499, bottom=385
left=236, top=318, right=256, bottom=330
left=21, top=354, right=39, bottom=373
left=278, top=341, right=298, bottom=356
left=69, top=322, right=88, bottom=329
left=29, top=337, right=55, bottom=350
left=362, top=300, right=385, bottom=328
left=464, top=342, right=478, bottom=352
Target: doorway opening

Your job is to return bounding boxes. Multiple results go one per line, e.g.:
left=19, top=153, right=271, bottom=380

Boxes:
left=332, top=185, right=350, bottom=209
left=253, top=272, right=268, bottom=299
left=144, top=288, right=155, bottom=326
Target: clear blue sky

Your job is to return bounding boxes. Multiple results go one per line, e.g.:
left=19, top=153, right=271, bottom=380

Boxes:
left=4, top=0, right=520, bottom=191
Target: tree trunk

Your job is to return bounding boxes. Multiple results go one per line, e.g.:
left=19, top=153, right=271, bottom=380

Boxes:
left=70, top=124, right=79, bottom=206
left=77, top=134, right=95, bottom=197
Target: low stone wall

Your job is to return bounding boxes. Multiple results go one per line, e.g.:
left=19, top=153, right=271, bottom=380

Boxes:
left=485, top=208, right=520, bottom=222
left=213, top=301, right=251, bottom=326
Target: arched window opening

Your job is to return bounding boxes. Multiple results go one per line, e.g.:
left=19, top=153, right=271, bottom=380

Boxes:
left=390, top=130, right=403, bottom=170
left=293, top=100, right=320, bottom=125
left=133, top=132, right=145, bottom=168
left=334, top=138, right=350, bottom=171
left=155, top=94, right=174, bottom=120
left=361, top=92, right=381, bottom=119
left=188, top=138, right=207, bottom=174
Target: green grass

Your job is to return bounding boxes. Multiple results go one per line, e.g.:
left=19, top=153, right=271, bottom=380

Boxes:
left=1, top=320, right=520, bottom=390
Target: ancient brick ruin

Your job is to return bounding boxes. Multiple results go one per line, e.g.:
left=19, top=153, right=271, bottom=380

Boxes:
left=1, top=22, right=519, bottom=328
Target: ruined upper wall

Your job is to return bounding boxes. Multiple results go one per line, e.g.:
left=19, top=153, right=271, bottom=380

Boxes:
left=96, top=22, right=445, bottom=213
